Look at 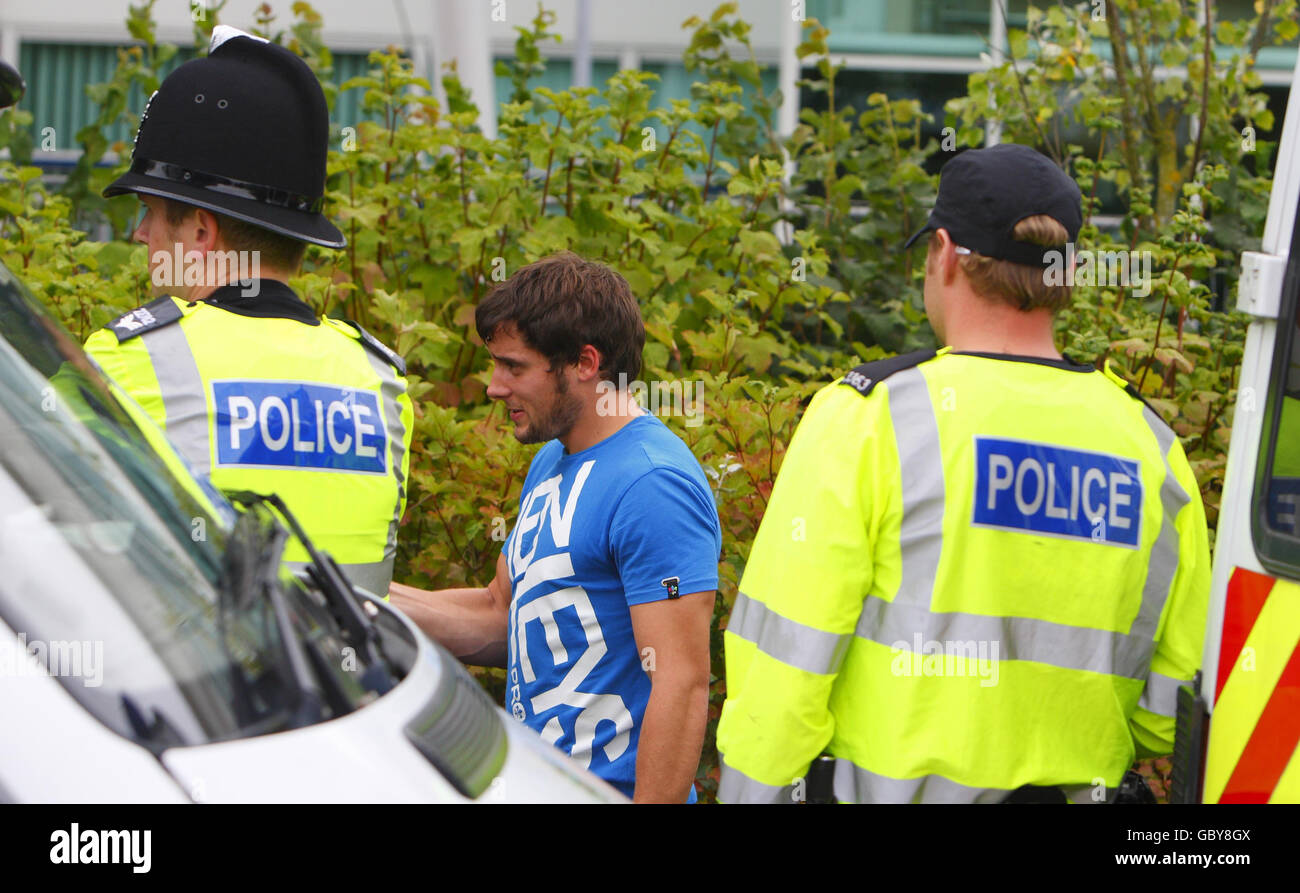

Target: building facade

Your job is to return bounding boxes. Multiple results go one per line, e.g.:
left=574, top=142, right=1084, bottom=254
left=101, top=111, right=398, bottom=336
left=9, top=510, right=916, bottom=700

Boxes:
left=0, top=1, right=1294, bottom=177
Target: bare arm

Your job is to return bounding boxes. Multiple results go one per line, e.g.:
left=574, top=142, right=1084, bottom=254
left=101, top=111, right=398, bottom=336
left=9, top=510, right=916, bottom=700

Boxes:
left=629, top=590, right=715, bottom=803
left=388, top=552, right=513, bottom=667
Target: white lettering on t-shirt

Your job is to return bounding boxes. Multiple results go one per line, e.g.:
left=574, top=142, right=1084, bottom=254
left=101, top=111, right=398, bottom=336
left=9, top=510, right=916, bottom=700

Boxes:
left=510, top=460, right=596, bottom=576
left=549, top=460, right=594, bottom=548
left=506, top=458, right=633, bottom=768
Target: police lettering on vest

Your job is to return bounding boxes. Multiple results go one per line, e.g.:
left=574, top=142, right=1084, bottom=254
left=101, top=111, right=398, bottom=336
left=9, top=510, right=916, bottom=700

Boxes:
left=973, top=436, right=1143, bottom=547
left=212, top=380, right=387, bottom=473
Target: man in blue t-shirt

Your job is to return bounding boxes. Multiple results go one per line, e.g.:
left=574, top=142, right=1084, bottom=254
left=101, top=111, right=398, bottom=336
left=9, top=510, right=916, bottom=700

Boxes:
left=391, top=252, right=721, bottom=802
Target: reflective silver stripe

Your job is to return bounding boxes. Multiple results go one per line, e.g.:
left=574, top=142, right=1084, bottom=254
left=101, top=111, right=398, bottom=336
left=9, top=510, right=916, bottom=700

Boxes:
left=887, top=367, right=945, bottom=606
left=727, top=592, right=853, bottom=675
left=832, top=756, right=1013, bottom=803
left=1132, top=407, right=1191, bottom=645
left=1138, top=669, right=1189, bottom=718
left=140, top=320, right=210, bottom=475
left=362, top=348, right=409, bottom=577
left=718, top=756, right=798, bottom=804
left=855, top=598, right=1152, bottom=677
left=287, top=558, right=393, bottom=597
left=1066, top=785, right=1108, bottom=804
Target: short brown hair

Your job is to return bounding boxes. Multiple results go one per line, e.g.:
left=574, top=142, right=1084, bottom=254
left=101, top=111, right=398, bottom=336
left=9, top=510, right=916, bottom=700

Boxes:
left=930, top=214, right=1071, bottom=312
left=163, top=198, right=308, bottom=271
left=475, top=251, right=645, bottom=381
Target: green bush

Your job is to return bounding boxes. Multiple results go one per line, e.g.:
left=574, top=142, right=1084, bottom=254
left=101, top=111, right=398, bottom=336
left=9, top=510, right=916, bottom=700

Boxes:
left=1, top=0, right=1292, bottom=802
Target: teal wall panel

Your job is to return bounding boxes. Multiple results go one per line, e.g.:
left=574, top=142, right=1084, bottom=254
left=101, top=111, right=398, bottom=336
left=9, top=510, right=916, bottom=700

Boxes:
left=331, top=50, right=387, bottom=130
left=493, top=58, right=619, bottom=108
left=18, top=42, right=194, bottom=150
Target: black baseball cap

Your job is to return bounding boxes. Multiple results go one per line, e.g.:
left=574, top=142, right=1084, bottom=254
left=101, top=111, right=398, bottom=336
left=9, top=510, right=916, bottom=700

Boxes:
left=903, top=143, right=1081, bottom=269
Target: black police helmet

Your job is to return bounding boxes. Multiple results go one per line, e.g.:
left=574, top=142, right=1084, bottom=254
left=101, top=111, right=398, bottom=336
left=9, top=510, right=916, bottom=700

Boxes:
left=104, top=26, right=345, bottom=249
left=0, top=61, right=25, bottom=110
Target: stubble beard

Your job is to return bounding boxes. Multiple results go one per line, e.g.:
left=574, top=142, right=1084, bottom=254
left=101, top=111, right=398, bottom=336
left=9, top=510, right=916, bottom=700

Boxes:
left=516, top=368, right=584, bottom=445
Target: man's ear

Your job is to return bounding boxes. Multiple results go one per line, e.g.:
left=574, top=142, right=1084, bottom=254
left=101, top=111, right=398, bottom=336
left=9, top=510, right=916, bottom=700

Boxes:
left=189, top=207, right=222, bottom=255
left=933, top=228, right=961, bottom=286
left=574, top=343, right=604, bottom=383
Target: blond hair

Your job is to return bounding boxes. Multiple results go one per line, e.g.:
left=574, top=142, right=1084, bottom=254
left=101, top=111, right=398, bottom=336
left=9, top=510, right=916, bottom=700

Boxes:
left=929, top=215, right=1071, bottom=312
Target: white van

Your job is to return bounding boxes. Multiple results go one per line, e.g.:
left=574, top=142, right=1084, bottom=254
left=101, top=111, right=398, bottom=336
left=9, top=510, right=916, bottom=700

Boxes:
left=1174, top=51, right=1300, bottom=804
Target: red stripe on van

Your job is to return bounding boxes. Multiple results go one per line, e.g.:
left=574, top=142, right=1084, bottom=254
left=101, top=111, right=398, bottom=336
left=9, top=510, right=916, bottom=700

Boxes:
left=1215, top=568, right=1275, bottom=703
left=1218, top=637, right=1300, bottom=802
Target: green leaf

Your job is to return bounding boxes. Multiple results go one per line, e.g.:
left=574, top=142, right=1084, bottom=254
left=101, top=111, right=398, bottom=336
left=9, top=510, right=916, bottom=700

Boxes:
left=1008, top=29, right=1029, bottom=60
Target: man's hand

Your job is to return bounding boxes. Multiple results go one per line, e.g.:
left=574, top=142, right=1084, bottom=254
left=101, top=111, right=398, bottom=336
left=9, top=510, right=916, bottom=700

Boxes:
left=388, top=552, right=513, bottom=667
left=629, top=590, right=715, bottom=803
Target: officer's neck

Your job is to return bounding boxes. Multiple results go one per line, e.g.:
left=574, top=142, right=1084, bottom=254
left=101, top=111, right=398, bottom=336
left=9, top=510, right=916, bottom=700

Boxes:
left=177, top=267, right=296, bottom=303
left=940, top=287, right=1062, bottom=360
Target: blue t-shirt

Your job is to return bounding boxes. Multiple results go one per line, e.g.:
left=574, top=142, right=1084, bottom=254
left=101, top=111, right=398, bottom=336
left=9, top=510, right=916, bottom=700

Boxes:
left=503, top=414, right=721, bottom=801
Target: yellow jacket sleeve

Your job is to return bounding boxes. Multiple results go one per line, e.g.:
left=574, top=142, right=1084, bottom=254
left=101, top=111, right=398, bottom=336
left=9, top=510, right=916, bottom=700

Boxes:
left=1129, top=434, right=1212, bottom=757
left=717, top=380, right=894, bottom=802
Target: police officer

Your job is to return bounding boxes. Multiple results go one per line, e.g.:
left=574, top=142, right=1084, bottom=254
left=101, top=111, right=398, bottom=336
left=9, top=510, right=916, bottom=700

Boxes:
left=85, top=26, right=413, bottom=595
left=716, top=143, right=1211, bottom=803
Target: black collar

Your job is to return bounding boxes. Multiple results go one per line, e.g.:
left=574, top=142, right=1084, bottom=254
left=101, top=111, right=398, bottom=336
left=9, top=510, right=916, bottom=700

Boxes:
left=197, top=279, right=319, bottom=326
left=949, top=350, right=1094, bottom=373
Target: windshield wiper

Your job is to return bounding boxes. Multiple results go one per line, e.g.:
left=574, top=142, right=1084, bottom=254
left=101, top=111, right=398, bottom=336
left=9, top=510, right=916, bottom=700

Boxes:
left=226, top=491, right=397, bottom=696
left=219, top=506, right=327, bottom=729
left=120, top=693, right=187, bottom=756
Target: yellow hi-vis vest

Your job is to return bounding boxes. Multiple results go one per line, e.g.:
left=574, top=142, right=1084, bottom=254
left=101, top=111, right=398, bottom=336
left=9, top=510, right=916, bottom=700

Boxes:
left=50, top=358, right=236, bottom=532
left=716, top=348, right=1211, bottom=803
left=85, top=294, right=414, bottom=595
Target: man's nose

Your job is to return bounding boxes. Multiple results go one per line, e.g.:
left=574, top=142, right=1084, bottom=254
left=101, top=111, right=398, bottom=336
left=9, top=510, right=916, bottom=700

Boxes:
left=486, top=368, right=508, bottom=400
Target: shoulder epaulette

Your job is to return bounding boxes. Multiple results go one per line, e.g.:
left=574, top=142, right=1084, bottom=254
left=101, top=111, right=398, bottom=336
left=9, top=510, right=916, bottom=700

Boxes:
left=839, top=349, right=937, bottom=398
left=1101, top=359, right=1168, bottom=423
left=337, top=319, right=407, bottom=376
left=104, top=296, right=184, bottom=343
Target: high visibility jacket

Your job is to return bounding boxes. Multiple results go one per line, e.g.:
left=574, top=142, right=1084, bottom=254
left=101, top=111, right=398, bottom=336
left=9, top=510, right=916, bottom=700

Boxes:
left=716, top=348, right=1211, bottom=803
left=51, top=358, right=236, bottom=534
left=85, top=292, right=413, bottom=595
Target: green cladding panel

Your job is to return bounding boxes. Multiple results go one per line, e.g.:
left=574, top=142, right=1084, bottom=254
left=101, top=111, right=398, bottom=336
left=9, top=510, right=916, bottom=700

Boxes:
left=331, top=51, right=387, bottom=131
left=18, top=42, right=196, bottom=150
left=16, top=43, right=393, bottom=155
left=493, top=58, right=620, bottom=108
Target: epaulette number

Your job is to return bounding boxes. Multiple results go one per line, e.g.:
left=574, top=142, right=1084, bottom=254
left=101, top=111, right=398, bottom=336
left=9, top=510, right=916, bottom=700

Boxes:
left=842, top=370, right=873, bottom=394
